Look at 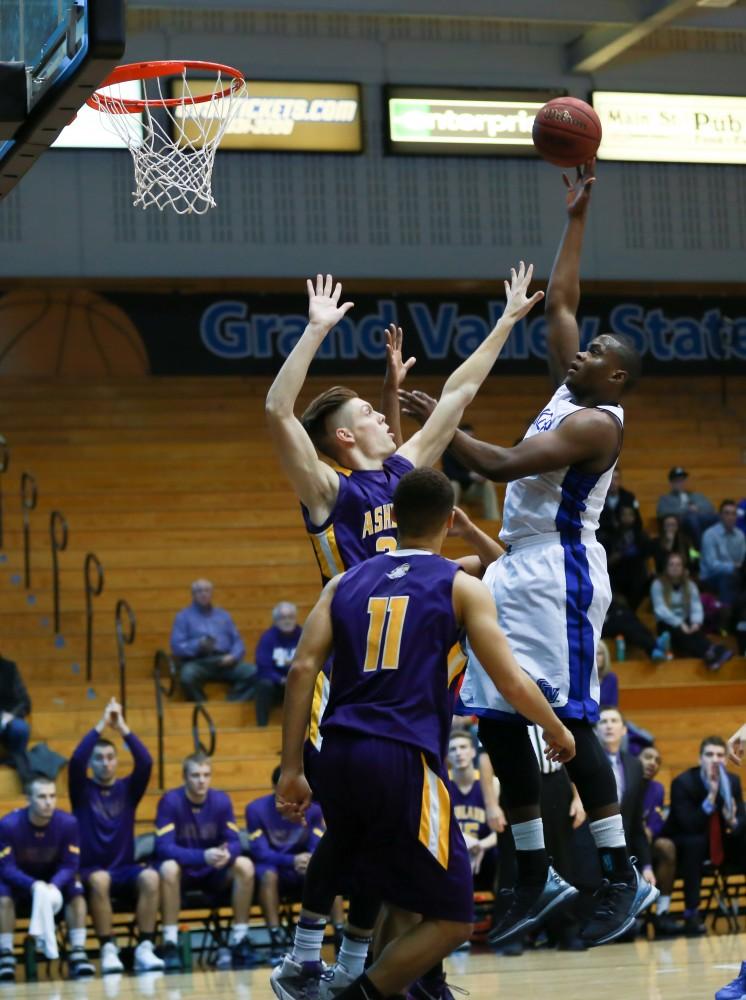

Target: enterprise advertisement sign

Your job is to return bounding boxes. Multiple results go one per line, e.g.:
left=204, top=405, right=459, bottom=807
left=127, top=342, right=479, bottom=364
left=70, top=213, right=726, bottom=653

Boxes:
left=172, top=80, right=362, bottom=152
left=593, top=91, right=746, bottom=165
left=386, top=86, right=562, bottom=155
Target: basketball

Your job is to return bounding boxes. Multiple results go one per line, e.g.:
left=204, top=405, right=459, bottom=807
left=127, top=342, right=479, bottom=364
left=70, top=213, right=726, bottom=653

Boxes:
left=532, top=97, right=602, bottom=168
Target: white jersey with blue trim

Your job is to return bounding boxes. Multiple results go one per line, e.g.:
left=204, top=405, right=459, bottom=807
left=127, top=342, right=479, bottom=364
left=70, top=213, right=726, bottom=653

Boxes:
left=499, top=384, right=624, bottom=547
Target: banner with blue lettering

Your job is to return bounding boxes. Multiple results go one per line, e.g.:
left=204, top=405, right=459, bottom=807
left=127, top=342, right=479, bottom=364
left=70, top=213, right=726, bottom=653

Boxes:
left=105, top=291, right=746, bottom=375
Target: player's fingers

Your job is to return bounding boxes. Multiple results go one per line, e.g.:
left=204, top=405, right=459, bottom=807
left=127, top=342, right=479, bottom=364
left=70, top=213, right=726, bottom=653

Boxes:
left=403, top=357, right=417, bottom=371
left=525, top=262, right=534, bottom=285
left=339, top=301, right=355, bottom=317
left=562, top=172, right=571, bottom=189
left=325, top=274, right=334, bottom=297
left=504, top=280, right=510, bottom=298
left=315, top=273, right=323, bottom=296
left=332, top=281, right=342, bottom=303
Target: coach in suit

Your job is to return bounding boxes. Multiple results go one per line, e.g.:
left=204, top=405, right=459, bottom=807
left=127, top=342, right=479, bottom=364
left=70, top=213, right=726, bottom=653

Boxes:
left=663, top=735, right=746, bottom=936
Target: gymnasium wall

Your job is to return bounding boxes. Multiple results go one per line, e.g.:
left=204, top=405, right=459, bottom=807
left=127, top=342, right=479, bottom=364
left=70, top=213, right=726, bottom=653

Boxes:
left=0, top=9, right=745, bottom=281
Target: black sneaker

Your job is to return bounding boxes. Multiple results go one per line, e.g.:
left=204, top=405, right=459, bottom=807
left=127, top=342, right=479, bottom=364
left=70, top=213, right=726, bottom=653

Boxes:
left=581, top=865, right=659, bottom=946
left=684, top=912, right=706, bottom=937
left=161, top=941, right=183, bottom=974
left=653, top=913, right=685, bottom=938
left=0, top=949, right=16, bottom=982
left=488, top=866, right=578, bottom=948
left=231, top=934, right=262, bottom=970
left=68, top=948, right=95, bottom=979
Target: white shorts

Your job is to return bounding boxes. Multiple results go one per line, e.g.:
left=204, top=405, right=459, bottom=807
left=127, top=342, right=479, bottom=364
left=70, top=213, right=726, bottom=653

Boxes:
left=458, top=531, right=610, bottom=722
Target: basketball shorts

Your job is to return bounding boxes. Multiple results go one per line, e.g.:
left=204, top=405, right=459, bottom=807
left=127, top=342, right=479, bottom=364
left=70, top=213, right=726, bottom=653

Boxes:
left=254, top=863, right=305, bottom=896
left=0, top=878, right=84, bottom=904
left=80, top=863, right=151, bottom=894
left=459, top=533, right=610, bottom=723
left=314, top=730, right=473, bottom=923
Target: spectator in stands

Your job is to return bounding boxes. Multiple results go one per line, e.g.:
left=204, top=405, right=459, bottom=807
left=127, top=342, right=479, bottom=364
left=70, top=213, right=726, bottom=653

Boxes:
left=68, top=697, right=163, bottom=974
left=598, top=468, right=639, bottom=547
left=595, top=708, right=655, bottom=888
left=650, top=553, right=733, bottom=670
left=254, top=603, right=302, bottom=727
left=639, top=747, right=683, bottom=937
left=0, top=775, right=94, bottom=981
left=603, top=505, right=652, bottom=610
left=246, top=766, right=329, bottom=962
left=699, top=500, right=746, bottom=610
left=441, top=424, right=500, bottom=521
left=170, top=579, right=256, bottom=703
left=656, top=468, right=716, bottom=545
left=663, top=736, right=746, bottom=937
left=602, top=596, right=669, bottom=663
left=0, top=654, right=32, bottom=785
left=447, top=732, right=498, bottom=893
left=155, top=751, right=258, bottom=972
left=596, top=641, right=618, bottom=707
left=651, top=514, right=696, bottom=576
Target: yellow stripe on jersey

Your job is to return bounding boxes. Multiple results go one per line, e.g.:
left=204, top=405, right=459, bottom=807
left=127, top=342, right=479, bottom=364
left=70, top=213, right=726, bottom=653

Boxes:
left=227, top=822, right=239, bottom=833
left=156, top=823, right=175, bottom=837
left=312, top=827, right=325, bottom=838
left=330, top=463, right=353, bottom=478
left=248, top=830, right=263, bottom=841
left=0, top=847, right=10, bottom=859
left=309, top=671, right=331, bottom=751
left=447, top=643, right=467, bottom=686
left=418, top=754, right=451, bottom=869
left=310, top=526, right=345, bottom=580
left=68, top=844, right=80, bottom=854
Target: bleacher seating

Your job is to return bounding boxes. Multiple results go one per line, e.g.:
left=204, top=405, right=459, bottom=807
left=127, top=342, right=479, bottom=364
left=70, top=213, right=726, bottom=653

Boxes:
left=0, top=372, right=744, bottom=940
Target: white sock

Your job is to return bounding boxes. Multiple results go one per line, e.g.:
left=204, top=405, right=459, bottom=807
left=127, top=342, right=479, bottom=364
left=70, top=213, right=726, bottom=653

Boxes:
left=337, top=933, right=371, bottom=976
left=0, top=933, right=12, bottom=951
left=512, top=818, right=545, bottom=851
left=163, top=925, right=179, bottom=946
left=291, top=919, right=326, bottom=964
left=657, top=895, right=671, bottom=915
left=588, top=814, right=626, bottom=848
left=69, top=928, right=86, bottom=949
left=230, top=923, right=249, bottom=945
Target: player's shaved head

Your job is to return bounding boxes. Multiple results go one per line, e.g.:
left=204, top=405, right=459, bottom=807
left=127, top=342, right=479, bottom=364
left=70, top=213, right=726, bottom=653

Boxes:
left=394, top=467, right=455, bottom=539
left=603, top=333, right=641, bottom=390
left=301, top=386, right=358, bottom=459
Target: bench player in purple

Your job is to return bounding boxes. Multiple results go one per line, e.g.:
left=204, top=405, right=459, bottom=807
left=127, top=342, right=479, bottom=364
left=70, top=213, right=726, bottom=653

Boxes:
left=0, top=775, right=94, bottom=981
left=155, top=751, right=258, bottom=972
left=68, top=698, right=163, bottom=974
left=272, top=468, right=575, bottom=1000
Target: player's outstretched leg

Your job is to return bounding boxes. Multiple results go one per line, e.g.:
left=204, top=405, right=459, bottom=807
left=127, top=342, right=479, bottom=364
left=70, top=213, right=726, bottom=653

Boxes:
left=478, top=719, right=578, bottom=947
left=564, top=719, right=658, bottom=946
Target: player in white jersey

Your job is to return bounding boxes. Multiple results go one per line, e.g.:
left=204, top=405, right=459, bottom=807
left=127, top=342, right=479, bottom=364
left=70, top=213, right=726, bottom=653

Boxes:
left=401, top=161, right=657, bottom=948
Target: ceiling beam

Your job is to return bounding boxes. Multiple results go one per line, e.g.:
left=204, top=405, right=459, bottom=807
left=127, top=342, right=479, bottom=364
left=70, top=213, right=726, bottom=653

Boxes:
left=568, top=0, right=702, bottom=72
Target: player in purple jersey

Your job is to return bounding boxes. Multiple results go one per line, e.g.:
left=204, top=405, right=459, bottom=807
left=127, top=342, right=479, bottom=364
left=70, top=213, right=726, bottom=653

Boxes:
left=0, top=776, right=94, bottom=980
left=271, top=469, right=575, bottom=1000
left=447, top=732, right=497, bottom=894
left=401, top=163, right=653, bottom=949
left=156, top=751, right=258, bottom=972
left=68, top=698, right=163, bottom=974
left=247, top=766, right=334, bottom=962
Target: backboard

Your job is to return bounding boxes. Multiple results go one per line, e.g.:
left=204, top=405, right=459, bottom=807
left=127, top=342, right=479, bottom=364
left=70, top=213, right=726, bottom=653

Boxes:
left=0, top=0, right=125, bottom=198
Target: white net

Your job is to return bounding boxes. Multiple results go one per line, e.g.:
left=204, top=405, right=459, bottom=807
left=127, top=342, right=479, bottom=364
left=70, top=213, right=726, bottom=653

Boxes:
left=90, top=66, right=246, bottom=215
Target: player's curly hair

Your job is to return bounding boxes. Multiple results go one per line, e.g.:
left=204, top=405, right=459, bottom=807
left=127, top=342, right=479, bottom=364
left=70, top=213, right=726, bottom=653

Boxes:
left=393, top=467, right=455, bottom=538
left=301, top=385, right=358, bottom=459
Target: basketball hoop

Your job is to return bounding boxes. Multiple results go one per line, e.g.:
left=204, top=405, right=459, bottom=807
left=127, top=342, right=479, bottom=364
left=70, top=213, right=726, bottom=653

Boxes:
left=87, top=60, right=246, bottom=215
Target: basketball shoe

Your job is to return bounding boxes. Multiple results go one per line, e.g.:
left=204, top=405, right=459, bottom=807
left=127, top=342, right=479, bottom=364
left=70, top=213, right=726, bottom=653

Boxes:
left=488, top=866, right=578, bottom=947
left=271, top=956, right=325, bottom=1000
left=715, top=961, right=746, bottom=1000
left=581, top=863, right=659, bottom=946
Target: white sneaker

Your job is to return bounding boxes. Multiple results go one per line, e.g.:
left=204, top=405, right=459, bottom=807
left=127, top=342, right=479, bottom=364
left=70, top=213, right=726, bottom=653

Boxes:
left=101, top=942, right=125, bottom=975
left=134, top=940, right=165, bottom=973
left=319, top=963, right=357, bottom=1000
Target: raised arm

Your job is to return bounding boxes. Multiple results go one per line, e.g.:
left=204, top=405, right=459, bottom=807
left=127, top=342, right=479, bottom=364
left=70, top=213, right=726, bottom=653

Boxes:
left=381, top=324, right=415, bottom=449
left=265, top=274, right=354, bottom=523
left=545, top=160, right=595, bottom=387
left=449, top=507, right=504, bottom=577
left=397, top=262, right=543, bottom=468
left=454, top=574, right=575, bottom=763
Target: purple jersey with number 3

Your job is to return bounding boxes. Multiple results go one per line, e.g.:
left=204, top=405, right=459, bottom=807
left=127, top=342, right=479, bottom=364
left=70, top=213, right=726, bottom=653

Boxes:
left=301, top=454, right=414, bottom=585
left=321, top=550, right=464, bottom=761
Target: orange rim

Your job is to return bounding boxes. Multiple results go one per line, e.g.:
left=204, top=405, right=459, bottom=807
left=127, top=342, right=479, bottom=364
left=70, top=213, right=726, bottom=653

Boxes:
left=87, top=59, right=245, bottom=114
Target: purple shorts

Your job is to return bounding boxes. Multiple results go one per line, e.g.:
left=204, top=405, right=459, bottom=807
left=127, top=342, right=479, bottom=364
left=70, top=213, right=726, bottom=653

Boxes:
left=80, top=864, right=151, bottom=893
left=0, top=879, right=84, bottom=905
left=255, top=864, right=305, bottom=896
left=180, top=867, right=232, bottom=899
left=315, top=731, right=473, bottom=923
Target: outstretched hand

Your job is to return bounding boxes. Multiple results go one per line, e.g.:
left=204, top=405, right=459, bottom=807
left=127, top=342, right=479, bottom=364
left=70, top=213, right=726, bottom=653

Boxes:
left=306, top=273, right=354, bottom=332
left=562, top=158, right=596, bottom=217
left=727, top=724, right=746, bottom=766
left=398, top=389, right=437, bottom=426
left=384, top=324, right=416, bottom=389
left=447, top=507, right=473, bottom=538
left=502, top=261, right=544, bottom=323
